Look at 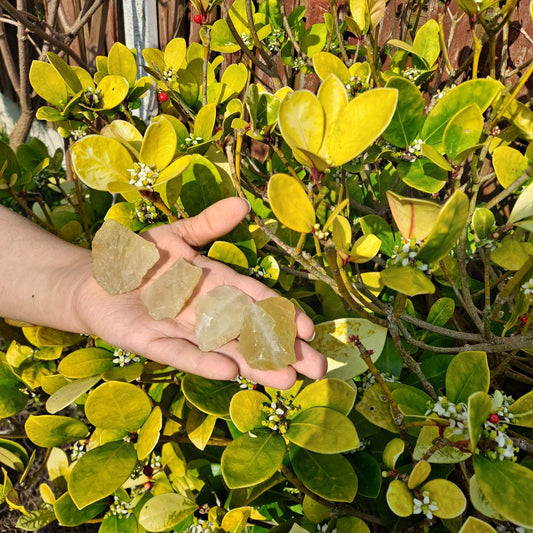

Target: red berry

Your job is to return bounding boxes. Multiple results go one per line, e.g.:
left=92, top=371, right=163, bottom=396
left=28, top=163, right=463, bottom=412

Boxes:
left=489, top=413, right=500, bottom=424
left=157, top=91, right=168, bottom=103
left=193, top=14, right=202, bottom=24
left=143, top=481, right=152, bottom=491
left=520, top=315, right=528, bottom=324
left=142, top=465, right=154, bottom=478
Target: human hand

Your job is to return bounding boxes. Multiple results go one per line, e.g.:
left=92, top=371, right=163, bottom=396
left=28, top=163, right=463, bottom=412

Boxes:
left=74, top=197, right=326, bottom=389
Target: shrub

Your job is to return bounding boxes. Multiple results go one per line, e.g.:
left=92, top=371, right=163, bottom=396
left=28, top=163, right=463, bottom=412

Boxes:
left=1, top=1, right=533, bottom=531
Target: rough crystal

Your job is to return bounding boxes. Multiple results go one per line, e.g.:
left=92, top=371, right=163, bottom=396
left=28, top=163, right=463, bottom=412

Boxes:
left=238, top=296, right=297, bottom=370
left=141, top=258, right=202, bottom=320
left=92, top=219, right=160, bottom=295
left=196, top=286, right=252, bottom=352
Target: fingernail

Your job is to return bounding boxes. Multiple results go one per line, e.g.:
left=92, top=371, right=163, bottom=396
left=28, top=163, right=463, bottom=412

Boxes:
left=305, top=331, right=316, bottom=342
left=243, top=197, right=251, bottom=212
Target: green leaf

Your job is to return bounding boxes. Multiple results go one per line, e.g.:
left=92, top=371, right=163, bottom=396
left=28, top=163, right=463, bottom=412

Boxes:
left=294, top=378, right=356, bottom=415
left=68, top=440, right=137, bottom=509
left=221, top=429, right=287, bottom=488
left=107, top=42, right=138, bottom=87
left=356, top=383, right=399, bottom=433
left=45, top=376, right=100, bottom=414
left=138, top=493, right=197, bottom=532
left=140, top=116, right=177, bottom=170
left=57, top=348, right=115, bottom=378
left=472, top=207, right=495, bottom=240
left=421, top=78, right=502, bottom=148
left=443, top=103, right=484, bottom=161
left=474, top=455, right=533, bottom=528
left=392, top=384, right=433, bottom=419
left=493, top=146, right=529, bottom=188
left=469, top=474, right=505, bottom=520
left=386, top=479, right=413, bottom=517
left=417, top=190, right=469, bottom=265
left=397, top=157, right=447, bottom=193
left=54, top=492, right=107, bottom=527
left=181, top=374, right=240, bottom=417
left=25, top=415, right=88, bottom=448
left=285, top=407, right=359, bottom=453
left=301, top=23, right=327, bottom=57
left=412, top=19, right=440, bottom=67
left=136, top=406, right=162, bottom=460
left=84, top=381, right=152, bottom=432
left=336, top=516, right=371, bottom=533
left=508, top=390, right=533, bottom=427
left=15, top=508, right=56, bottom=531
left=208, top=241, right=249, bottom=271
left=446, top=351, right=489, bottom=404
left=0, top=377, right=28, bottom=418
left=180, top=154, right=225, bottom=216
left=0, top=439, right=28, bottom=472
left=427, top=297, right=455, bottom=327
left=29, top=61, right=68, bottom=108
left=421, top=478, right=466, bottom=518
left=458, top=516, right=498, bottom=533
left=360, top=215, right=395, bottom=256
left=490, top=235, right=533, bottom=270
left=71, top=136, right=133, bottom=191
left=310, top=318, right=388, bottom=379
left=290, top=447, right=358, bottom=502
left=386, top=190, right=440, bottom=241
left=98, top=514, right=139, bottom=533
left=268, top=173, right=315, bottom=233
left=230, top=390, right=269, bottom=432
left=383, top=77, right=425, bottom=148
left=467, top=392, right=492, bottom=451
left=349, top=451, right=382, bottom=498
left=46, top=52, right=83, bottom=94
left=185, top=407, right=217, bottom=451
left=381, top=266, right=435, bottom=296
left=383, top=438, right=405, bottom=470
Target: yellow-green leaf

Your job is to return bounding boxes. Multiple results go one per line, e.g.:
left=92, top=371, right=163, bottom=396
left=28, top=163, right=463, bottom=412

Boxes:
left=408, top=460, right=431, bottom=489
left=57, top=348, right=115, bottom=378
left=186, top=407, right=217, bottom=450
left=446, top=351, right=489, bottom=404
left=386, top=479, right=413, bottom=517
left=294, top=379, right=356, bottom=416
left=468, top=391, right=492, bottom=451
left=349, top=234, right=382, bottom=263
left=381, top=266, right=436, bottom=296
left=313, top=52, right=351, bottom=83
left=25, top=415, right=88, bottom=448
left=136, top=406, right=162, bottom=460
left=29, top=61, right=68, bottom=108
left=107, top=42, right=137, bottom=87
left=164, top=38, right=187, bottom=71
left=194, top=102, right=217, bottom=142
left=383, top=438, right=405, bottom=471
left=140, top=116, right=177, bottom=170
left=508, top=390, right=533, bottom=427
left=230, top=390, right=269, bottom=432
left=458, top=517, right=497, bottom=533
left=493, top=146, right=530, bottom=188
left=95, top=75, right=129, bottom=110
left=46, top=376, right=100, bottom=414
left=443, top=104, right=484, bottom=161
left=208, top=241, right=249, bottom=271
left=268, top=173, right=315, bottom=233
left=422, top=478, right=466, bottom=518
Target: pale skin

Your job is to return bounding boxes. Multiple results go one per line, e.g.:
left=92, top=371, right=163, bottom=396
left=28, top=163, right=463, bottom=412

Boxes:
left=0, top=197, right=326, bottom=389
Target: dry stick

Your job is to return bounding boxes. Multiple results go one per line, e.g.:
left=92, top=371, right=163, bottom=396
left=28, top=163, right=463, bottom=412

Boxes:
left=202, top=25, right=210, bottom=107
left=0, top=9, right=20, bottom=92
left=277, top=0, right=312, bottom=69
left=399, top=313, right=483, bottom=342
left=328, top=0, right=350, bottom=64
left=484, top=170, right=532, bottom=211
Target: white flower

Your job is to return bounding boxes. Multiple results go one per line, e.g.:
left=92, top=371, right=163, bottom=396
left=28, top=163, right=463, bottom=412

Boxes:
left=413, top=492, right=439, bottom=519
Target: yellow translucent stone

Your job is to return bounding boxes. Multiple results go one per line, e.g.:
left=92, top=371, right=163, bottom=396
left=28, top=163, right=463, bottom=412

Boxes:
left=238, top=296, right=297, bottom=370
left=141, top=258, right=202, bottom=320
left=92, top=219, right=159, bottom=295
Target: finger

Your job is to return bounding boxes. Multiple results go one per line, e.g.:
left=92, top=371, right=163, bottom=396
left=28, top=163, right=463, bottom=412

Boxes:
left=292, top=339, right=328, bottom=380
left=174, top=198, right=250, bottom=248
left=141, top=336, right=240, bottom=381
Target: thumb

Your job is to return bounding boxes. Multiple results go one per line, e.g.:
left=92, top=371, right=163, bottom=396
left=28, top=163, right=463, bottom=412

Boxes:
left=174, top=197, right=250, bottom=247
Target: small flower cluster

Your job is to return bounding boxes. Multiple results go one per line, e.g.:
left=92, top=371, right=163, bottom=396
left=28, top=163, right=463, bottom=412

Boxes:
left=233, top=375, right=257, bottom=390
left=425, top=85, right=455, bottom=113
left=261, top=393, right=300, bottom=434
left=316, top=524, right=337, bottom=533
left=113, top=347, right=141, bottom=367
left=402, top=67, right=422, bottom=82
left=163, top=67, right=176, bottom=82
left=402, top=138, right=424, bottom=162
left=293, top=57, right=307, bottom=71
left=425, top=396, right=468, bottom=438
left=240, top=32, right=253, bottom=48
left=264, top=28, right=285, bottom=53
left=249, top=264, right=266, bottom=279
left=180, top=135, right=204, bottom=151
left=515, top=526, right=533, bottom=533
left=107, top=495, right=134, bottom=519
left=71, top=128, right=88, bottom=141
left=358, top=370, right=398, bottom=392
left=70, top=440, right=88, bottom=461
left=413, top=491, right=439, bottom=519
left=185, top=519, right=216, bottom=533
left=390, top=242, right=429, bottom=272
left=481, top=424, right=518, bottom=462
left=83, top=86, right=102, bottom=106
left=313, top=223, right=330, bottom=241
left=522, top=278, right=533, bottom=296
left=134, top=198, right=159, bottom=224
left=344, top=75, right=370, bottom=96
left=128, top=162, right=159, bottom=190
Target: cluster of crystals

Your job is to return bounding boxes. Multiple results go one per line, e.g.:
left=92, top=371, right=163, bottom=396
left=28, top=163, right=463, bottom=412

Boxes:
left=316, top=524, right=337, bottom=533
left=344, top=75, right=370, bottom=96
left=71, top=128, right=88, bottom=141
left=412, top=491, right=439, bottom=519
left=113, top=347, right=141, bottom=367
left=522, top=278, right=533, bottom=296
left=134, top=198, right=159, bottom=224
left=402, top=138, right=424, bottom=162
left=240, top=32, right=253, bottom=48
left=233, top=375, right=257, bottom=390
left=83, top=86, right=101, bottom=106
left=425, top=85, right=455, bottom=113
left=264, top=28, right=285, bottom=53
left=390, top=242, right=429, bottom=272
left=313, top=223, right=330, bottom=241
left=163, top=67, right=176, bottom=82
left=179, top=135, right=204, bottom=151
left=402, top=67, right=422, bottom=82
left=425, top=396, right=469, bottom=438
left=358, top=370, right=398, bottom=392
left=128, top=162, right=159, bottom=190
left=293, top=57, right=307, bottom=71
left=261, top=393, right=300, bottom=434
left=107, top=495, right=134, bottom=519
left=184, top=519, right=216, bottom=533
left=70, top=440, right=88, bottom=461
